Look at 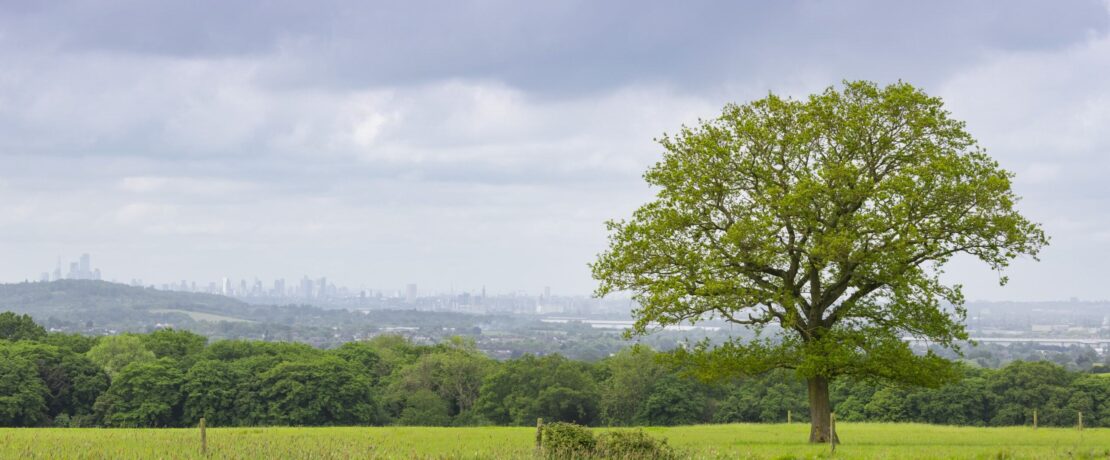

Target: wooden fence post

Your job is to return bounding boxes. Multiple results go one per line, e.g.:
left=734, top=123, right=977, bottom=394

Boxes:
left=199, top=417, right=207, bottom=455
left=1078, top=411, right=1083, bottom=431
left=1032, top=409, right=1037, bottom=429
left=830, top=412, right=837, bottom=455
left=535, top=417, right=544, bottom=451
left=787, top=410, right=791, bottom=424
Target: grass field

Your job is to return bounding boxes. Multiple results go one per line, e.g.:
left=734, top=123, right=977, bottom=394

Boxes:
left=149, top=309, right=254, bottom=323
left=1, top=423, right=1107, bottom=459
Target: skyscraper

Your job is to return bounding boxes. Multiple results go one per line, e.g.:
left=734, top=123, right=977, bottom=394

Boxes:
left=300, top=276, right=314, bottom=299
left=56, top=253, right=99, bottom=280
left=406, top=284, right=418, bottom=303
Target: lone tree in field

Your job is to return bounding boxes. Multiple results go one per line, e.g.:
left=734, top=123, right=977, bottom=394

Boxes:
left=592, top=81, right=1047, bottom=443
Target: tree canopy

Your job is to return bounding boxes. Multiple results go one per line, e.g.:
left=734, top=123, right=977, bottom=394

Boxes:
left=86, top=335, right=155, bottom=377
left=0, top=312, right=46, bottom=342
left=96, top=359, right=185, bottom=427
left=2, top=314, right=1109, bottom=429
left=0, top=348, right=49, bottom=426
left=592, top=80, right=1048, bottom=442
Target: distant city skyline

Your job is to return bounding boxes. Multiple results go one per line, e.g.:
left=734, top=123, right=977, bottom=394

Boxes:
left=3, top=2, right=1110, bottom=300
left=19, top=251, right=1109, bottom=303
left=29, top=252, right=564, bottom=298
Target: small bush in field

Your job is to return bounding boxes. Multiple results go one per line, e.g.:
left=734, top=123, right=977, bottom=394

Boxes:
left=542, top=423, right=676, bottom=459
left=542, top=422, right=596, bottom=458
left=596, top=429, right=678, bottom=460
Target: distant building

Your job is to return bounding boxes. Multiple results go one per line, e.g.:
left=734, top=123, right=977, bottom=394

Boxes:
left=301, top=276, right=314, bottom=299
left=406, top=284, right=418, bottom=303
left=56, top=253, right=101, bottom=280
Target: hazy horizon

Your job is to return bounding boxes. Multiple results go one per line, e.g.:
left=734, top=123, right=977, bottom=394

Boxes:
left=3, top=1, right=1110, bottom=299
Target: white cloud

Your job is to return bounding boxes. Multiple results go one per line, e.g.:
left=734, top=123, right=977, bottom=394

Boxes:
left=1015, top=163, right=1063, bottom=185
left=0, top=50, right=712, bottom=291
left=117, top=176, right=258, bottom=196
left=935, top=7, right=1110, bottom=300
left=940, top=23, right=1110, bottom=159
left=3, top=2, right=1110, bottom=297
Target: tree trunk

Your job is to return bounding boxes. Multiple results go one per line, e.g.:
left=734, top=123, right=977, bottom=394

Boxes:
left=807, top=376, right=839, bottom=443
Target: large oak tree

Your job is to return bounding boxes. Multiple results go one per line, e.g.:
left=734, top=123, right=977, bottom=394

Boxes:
left=592, top=81, right=1047, bottom=442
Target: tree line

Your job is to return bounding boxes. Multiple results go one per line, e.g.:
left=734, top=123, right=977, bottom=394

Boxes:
left=1, top=311, right=1108, bottom=428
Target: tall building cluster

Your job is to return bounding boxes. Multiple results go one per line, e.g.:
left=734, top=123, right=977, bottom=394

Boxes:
left=149, top=275, right=345, bottom=300
left=41, top=253, right=101, bottom=282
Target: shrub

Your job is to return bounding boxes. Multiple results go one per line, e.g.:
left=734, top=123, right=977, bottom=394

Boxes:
left=52, top=413, right=94, bottom=428
left=541, top=423, right=677, bottom=460
left=596, top=430, right=678, bottom=460
left=542, top=422, right=596, bottom=459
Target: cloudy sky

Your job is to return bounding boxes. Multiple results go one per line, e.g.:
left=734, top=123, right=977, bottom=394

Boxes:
left=1, top=1, right=1108, bottom=299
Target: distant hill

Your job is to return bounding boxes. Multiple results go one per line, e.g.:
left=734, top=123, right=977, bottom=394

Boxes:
left=0, top=280, right=252, bottom=330
left=0, top=280, right=491, bottom=346
left=0, top=279, right=246, bottom=312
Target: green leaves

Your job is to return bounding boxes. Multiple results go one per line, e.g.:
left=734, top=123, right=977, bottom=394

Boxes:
left=0, top=312, right=46, bottom=342
left=97, top=358, right=185, bottom=427
left=260, top=356, right=380, bottom=426
left=593, top=80, right=1048, bottom=387
left=86, top=335, right=155, bottom=378
left=0, top=348, right=49, bottom=426
left=475, top=354, right=600, bottom=426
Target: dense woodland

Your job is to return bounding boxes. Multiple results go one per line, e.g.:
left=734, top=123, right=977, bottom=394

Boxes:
left=2, top=311, right=1109, bottom=428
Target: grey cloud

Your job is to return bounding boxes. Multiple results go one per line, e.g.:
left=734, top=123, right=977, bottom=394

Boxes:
left=3, top=1, right=1105, bottom=93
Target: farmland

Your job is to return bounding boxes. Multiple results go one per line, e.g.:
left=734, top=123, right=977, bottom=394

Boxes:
left=2, top=423, right=1108, bottom=459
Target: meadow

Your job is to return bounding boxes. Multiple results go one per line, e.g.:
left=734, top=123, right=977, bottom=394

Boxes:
left=1, top=423, right=1108, bottom=459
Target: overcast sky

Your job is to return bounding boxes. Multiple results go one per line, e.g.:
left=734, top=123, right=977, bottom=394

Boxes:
left=1, top=1, right=1108, bottom=299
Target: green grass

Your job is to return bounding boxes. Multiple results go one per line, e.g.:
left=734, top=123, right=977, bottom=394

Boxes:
left=149, top=309, right=254, bottom=323
left=1, top=423, right=1107, bottom=459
